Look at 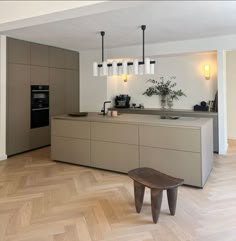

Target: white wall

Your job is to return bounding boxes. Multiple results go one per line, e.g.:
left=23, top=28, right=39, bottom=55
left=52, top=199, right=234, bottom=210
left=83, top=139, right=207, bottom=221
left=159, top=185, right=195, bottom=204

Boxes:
left=107, top=53, right=217, bottom=109
left=80, top=50, right=107, bottom=112
left=0, top=35, right=7, bottom=160
left=226, top=51, right=236, bottom=140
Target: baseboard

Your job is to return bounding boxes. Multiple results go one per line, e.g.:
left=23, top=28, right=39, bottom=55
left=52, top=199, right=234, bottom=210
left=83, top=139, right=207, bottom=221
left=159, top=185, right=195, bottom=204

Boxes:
left=0, top=154, right=7, bottom=161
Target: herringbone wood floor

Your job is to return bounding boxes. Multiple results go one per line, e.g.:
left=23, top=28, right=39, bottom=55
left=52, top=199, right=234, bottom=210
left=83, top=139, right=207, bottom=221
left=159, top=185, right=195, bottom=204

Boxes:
left=0, top=147, right=236, bottom=241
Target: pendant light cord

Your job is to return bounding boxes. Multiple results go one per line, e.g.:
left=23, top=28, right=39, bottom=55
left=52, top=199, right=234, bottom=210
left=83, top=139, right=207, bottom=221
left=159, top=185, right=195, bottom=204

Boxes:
left=141, top=25, right=146, bottom=64
left=101, top=31, right=105, bottom=62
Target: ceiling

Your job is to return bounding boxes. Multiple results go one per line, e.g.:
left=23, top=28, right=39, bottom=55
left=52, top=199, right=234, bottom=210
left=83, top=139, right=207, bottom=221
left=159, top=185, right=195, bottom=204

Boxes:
left=2, top=1, right=236, bottom=51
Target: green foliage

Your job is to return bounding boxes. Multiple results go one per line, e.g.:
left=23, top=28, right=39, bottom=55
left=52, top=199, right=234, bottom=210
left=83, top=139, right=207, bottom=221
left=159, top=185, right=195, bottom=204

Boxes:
left=143, top=76, right=186, bottom=100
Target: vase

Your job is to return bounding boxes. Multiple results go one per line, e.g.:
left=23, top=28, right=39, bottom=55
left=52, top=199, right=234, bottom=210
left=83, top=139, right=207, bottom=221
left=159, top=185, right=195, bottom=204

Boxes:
left=160, top=95, right=167, bottom=109
left=167, top=96, right=174, bottom=109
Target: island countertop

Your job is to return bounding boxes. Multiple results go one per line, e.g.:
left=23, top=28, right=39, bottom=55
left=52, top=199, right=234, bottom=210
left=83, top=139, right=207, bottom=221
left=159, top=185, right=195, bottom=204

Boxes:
left=53, top=112, right=212, bottom=129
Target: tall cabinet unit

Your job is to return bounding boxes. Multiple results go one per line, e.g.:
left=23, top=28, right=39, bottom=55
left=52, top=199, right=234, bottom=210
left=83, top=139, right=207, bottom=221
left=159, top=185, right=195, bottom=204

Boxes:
left=7, top=38, right=80, bottom=156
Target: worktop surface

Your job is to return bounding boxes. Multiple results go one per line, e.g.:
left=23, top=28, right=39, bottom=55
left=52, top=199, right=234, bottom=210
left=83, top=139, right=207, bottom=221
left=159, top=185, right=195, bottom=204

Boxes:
left=53, top=113, right=212, bottom=129
left=109, top=107, right=218, bottom=117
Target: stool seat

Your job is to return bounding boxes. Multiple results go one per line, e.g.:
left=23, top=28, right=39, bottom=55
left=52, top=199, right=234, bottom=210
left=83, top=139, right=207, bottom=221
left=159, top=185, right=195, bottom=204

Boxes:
left=128, top=167, right=184, bottom=190
left=128, top=167, right=184, bottom=223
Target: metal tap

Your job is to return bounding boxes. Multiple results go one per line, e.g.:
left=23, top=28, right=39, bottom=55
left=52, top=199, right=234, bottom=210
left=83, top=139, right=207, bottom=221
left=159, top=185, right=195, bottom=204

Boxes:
left=101, top=101, right=111, bottom=116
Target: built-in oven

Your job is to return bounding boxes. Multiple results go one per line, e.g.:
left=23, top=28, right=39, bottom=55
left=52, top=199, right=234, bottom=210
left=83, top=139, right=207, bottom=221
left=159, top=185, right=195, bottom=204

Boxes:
left=31, top=85, right=49, bottom=129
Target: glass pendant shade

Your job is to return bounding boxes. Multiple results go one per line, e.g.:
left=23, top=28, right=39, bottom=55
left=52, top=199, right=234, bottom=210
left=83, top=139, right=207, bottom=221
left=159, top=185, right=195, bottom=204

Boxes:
left=118, top=65, right=122, bottom=75
left=145, top=57, right=150, bottom=74
left=108, top=64, right=113, bottom=76
left=93, top=62, right=98, bottom=76
left=99, top=66, right=103, bottom=76
left=150, top=61, right=155, bottom=74
left=128, top=64, right=134, bottom=75
left=134, top=59, right=139, bottom=75
left=139, top=64, right=144, bottom=75
left=102, top=61, right=108, bottom=76
left=122, top=61, right=128, bottom=75
left=112, top=61, right=117, bottom=75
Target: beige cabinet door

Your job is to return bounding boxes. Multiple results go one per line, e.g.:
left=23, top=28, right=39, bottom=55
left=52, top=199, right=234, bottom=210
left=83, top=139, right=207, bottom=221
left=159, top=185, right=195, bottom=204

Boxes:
left=49, top=47, right=65, bottom=68
left=7, top=64, right=30, bottom=155
left=91, top=141, right=139, bottom=173
left=51, top=136, right=91, bottom=166
left=139, top=125, right=201, bottom=152
left=30, top=43, right=49, bottom=66
left=30, top=66, right=49, bottom=85
left=140, top=146, right=202, bottom=187
left=52, top=119, right=90, bottom=139
left=7, top=38, right=30, bottom=64
left=65, top=70, right=79, bottom=113
left=49, top=68, right=66, bottom=116
left=91, top=122, right=139, bottom=145
left=30, top=127, right=50, bottom=149
left=64, top=50, right=79, bottom=70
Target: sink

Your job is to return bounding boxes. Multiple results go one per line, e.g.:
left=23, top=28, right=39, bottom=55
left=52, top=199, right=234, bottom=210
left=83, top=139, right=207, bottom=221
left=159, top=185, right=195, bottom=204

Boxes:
left=160, top=115, right=179, bottom=120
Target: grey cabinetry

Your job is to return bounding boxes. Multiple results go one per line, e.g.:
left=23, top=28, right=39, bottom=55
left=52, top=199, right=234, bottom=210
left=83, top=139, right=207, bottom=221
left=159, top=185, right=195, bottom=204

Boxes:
left=8, top=38, right=30, bottom=64
left=49, top=47, right=65, bottom=68
left=30, top=43, right=49, bottom=66
left=7, top=37, right=80, bottom=155
left=50, top=68, right=66, bottom=116
left=65, top=70, right=79, bottom=113
left=65, top=50, right=79, bottom=70
left=30, top=127, right=50, bottom=150
left=7, top=64, right=30, bottom=155
left=91, top=122, right=139, bottom=173
left=51, top=119, right=91, bottom=166
left=30, top=66, right=49, bottom=85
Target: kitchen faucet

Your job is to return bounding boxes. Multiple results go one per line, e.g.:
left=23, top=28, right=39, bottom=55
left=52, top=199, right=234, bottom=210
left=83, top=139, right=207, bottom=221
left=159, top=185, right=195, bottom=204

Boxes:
left=101, top=101, right=111, bottom=116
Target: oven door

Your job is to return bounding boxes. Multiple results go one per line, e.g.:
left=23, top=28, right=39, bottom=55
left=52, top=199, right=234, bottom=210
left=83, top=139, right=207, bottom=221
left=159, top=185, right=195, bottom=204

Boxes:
left=31, top=108, right=49, bottom=129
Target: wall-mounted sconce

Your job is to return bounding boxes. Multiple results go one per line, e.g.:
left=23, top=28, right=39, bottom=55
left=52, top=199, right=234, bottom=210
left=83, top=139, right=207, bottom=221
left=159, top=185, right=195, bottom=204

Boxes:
left=122, top=74, right=128, bottom=82
left=203, top=64, right=211, bottom=80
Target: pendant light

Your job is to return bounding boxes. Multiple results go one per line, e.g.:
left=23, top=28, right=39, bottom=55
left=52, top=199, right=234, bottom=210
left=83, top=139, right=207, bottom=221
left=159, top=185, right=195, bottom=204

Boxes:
left=93, top=25, right=156, bottom=77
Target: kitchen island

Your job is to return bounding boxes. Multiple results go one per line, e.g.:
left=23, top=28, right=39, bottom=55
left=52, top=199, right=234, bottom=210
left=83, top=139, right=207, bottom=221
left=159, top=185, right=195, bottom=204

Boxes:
left=51, top=113, right=213, bottom=187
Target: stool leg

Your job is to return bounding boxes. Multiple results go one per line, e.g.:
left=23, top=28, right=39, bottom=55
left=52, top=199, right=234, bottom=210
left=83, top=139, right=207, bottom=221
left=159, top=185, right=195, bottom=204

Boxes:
left=167, top=187, right=178, bottom=215
left=151, top=189, right=163, bottom=223
left=134, top=181, right=145, bottom=213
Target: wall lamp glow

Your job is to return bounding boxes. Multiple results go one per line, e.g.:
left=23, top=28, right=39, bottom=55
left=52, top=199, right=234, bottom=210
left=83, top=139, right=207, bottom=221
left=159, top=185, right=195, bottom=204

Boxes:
left=203, top=64, right=211, bottom=80
left=122, top=74, right=128, bottom=82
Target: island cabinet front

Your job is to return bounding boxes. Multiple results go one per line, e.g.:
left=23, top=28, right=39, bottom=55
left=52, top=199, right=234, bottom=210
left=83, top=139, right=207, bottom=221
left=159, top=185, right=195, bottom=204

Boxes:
left=90, top=121, right=139, bottom=172
left=139, top=124, right=203, bottom=187
left=51, top=119, right=91, bottom=166
left=51, top=116, right=213, bottom=188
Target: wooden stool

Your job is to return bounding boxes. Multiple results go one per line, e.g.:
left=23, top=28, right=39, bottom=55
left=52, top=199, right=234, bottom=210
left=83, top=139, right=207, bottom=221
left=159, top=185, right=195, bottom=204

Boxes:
left=128, top=167, right=184, bottom=223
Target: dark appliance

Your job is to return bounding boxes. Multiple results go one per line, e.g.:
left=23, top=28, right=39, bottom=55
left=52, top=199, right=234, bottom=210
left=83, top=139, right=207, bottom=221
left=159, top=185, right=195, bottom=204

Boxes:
left=115, top=95, right=131, bottom=108
left=31, top=85, right=49, bottom=128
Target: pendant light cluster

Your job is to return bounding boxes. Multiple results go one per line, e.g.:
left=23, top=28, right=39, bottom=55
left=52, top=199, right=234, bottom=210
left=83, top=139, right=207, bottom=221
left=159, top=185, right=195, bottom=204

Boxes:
left=93, top=25, right=156, bottom=77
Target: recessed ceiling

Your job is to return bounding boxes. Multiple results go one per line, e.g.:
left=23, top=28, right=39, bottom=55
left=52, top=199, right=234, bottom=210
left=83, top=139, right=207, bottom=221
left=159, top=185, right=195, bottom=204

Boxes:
left=3, top=1, right=236, bottom=51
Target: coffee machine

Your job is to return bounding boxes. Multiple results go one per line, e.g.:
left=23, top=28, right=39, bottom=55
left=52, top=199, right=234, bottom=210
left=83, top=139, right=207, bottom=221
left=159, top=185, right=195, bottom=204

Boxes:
left=114, top=95, right=131, bottom=108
